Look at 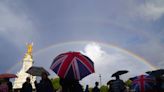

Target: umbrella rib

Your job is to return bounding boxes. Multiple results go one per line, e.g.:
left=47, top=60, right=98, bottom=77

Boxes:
left=72, top=59, right=77, bottom=80
left=63, top=59, right=73, bottom=78
left=72, top=58, right=80, bottom=80
left=58, top=54, right=74, bottom=78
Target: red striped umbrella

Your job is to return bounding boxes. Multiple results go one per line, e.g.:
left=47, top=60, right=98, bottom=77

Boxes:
left=50, top=52, right=95, bottom=80
left=0, top=73, right=17, bottom=79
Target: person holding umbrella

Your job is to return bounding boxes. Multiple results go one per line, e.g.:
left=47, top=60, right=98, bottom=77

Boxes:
left=59, top=78, right=71, bottom=92
left=26, top=66, right=54, bottom=92
left=130, top=75, right=156, bottom=92
left=59, top=78, right=83, bottom=92
left=71, top=80, right=83, bottom=92
left=109, top=76, right=126, bottom=92
left=108, top=70, right=128, bottom=92
left=35, top=72, right=54, bottom=92
left=146, top=69, right=164, bottom=92
left=50, top=52, right=95, bottom=92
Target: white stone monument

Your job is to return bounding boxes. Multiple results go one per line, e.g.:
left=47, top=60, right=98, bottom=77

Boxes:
left=13, top=43, right=36, bottom=89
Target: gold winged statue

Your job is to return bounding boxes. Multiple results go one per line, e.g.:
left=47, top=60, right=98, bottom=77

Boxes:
left=24, top=43, right=33, bottom=59
left=27, top=43, right=33, bottom=56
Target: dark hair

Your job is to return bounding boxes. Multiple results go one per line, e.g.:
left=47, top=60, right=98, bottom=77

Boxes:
left=26, top=77, right=30, bottom=81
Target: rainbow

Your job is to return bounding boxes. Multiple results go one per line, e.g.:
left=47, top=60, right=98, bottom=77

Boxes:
left=7, top=40, right=158, bottom=73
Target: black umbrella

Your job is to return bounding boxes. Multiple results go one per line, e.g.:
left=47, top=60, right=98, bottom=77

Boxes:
left=111, top=70, right=128, bottom=77
left=146, top=69, right=164, bottom=77
left=26, top=66, right=50, bottom=76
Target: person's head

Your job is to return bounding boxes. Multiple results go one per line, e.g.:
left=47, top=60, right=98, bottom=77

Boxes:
left=95, top=82, right=99, bottom=87
left=26, top=77, right=31, bottom=83
left=86, top=85, right=89, bottom=88
left=41, top=72, right=48, bottom=80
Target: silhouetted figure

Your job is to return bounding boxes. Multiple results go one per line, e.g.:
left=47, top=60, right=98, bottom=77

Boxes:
left=59, top=78, right=71, bottom=92
left=35, top=72, right=54, bottom=92
left=5, top=78, right=13, bottom=92
left=109, top=76, right=126, bottom=92
left=72, top=80, right=83, bottom=92
left=84, top=85, right=89, bottom=92
left=59, top=78, right=83, bottom=92
left=92, top=82, right=100, bottom=92
left=155, top=76, right=163, bottom=92
left=21, top=77, right=32, bottom=92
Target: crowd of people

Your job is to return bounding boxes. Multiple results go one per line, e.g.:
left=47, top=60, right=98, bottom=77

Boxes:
left=0, top=71, right=164, bottom=92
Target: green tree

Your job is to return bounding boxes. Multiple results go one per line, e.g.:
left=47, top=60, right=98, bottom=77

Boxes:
left=100, top=85, right=108, bottom=92
left=125, top=79, right=132, bottom=87
left=89, top=87, right=93, bottom=92
left=51, top=77, right=61, bottom=90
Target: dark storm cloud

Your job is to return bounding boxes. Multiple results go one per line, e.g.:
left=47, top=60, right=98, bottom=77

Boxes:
left=0, top=0, right=164, bottom=73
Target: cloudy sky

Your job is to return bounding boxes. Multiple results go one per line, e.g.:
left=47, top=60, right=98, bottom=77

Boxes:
left=0, top=0, right=164, bottom=85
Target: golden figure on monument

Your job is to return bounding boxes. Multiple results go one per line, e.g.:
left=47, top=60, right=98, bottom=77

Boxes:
left=27, top=43, right=33, bottom=55
left=24, top=43, right=33, bottom=58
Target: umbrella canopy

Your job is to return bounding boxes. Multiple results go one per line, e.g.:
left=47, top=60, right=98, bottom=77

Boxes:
left=130, top=75, right=156, bottom=92
left=0, top=73, right=17, bottom=79
left=111, top=70, right=128, bottom=77
left=146, top=69, right=164, bottom=77
left=50, top=51, right=95, bottom=80
left=26, top=66, right=50, bottom=76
